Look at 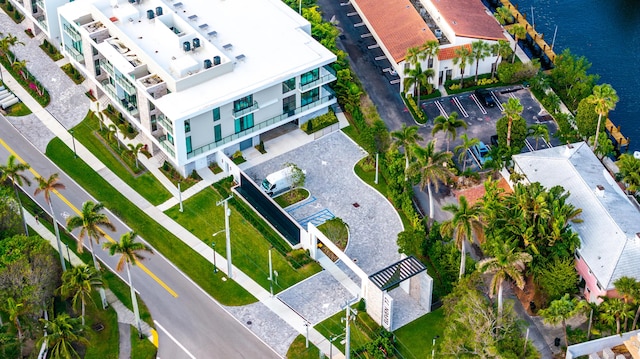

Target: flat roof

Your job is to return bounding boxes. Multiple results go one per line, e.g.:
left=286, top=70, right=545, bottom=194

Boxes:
left=59, top=0, right=336, bottom=119
left=513, top=142, right=640, bottom=290
left=429, top=0, right=505, bottom=40
left=352, top=0, right=436, bottom=63
left=369, top=256, right=426, bottom=291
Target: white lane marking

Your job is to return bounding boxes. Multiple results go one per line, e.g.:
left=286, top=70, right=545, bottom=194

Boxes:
left=154, top=321, right=197, bottom=359
left=470, top=94, right=487, bottom=114
left=452, top=97, right=468, bottom=117
left=434, top=100, right=448, bottom=118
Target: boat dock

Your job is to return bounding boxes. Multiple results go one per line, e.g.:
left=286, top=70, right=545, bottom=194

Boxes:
left=605, top=118, right=631, bottom=151
left=499, top=0, right=557, bottom=63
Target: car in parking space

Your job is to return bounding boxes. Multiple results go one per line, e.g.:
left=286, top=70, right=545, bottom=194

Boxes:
left=475, top=89, right=496, bottom=108
left=490, top=134, right=499, bottom=147
left=471, top=141, right=491, bottom=165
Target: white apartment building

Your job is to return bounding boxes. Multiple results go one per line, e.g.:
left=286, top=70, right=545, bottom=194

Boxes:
left=9, top=0, right=68, bottom=44
left=58, top=0, right=337, bottom=175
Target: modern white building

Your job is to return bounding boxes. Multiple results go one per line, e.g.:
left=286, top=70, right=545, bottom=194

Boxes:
left=513, top=142, right=640, bottom=303
left=57, top=0, right=337, bottom=175
left=9, top=0, right=68, bottom=44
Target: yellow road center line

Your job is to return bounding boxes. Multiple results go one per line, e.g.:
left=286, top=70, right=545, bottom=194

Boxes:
left=0, top=138, right=178, bottom=298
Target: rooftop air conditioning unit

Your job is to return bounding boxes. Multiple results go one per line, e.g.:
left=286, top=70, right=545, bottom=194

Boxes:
left=183, top=41, right=191, bottom=52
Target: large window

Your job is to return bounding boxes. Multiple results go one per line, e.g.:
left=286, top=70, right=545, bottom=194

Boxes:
left=184, top=120, right=191, bottom=133
left=151, top=115, right=157, bottom=131
left=282, top=77, right=295, bottom=93
left=300, top=69, right=319, bottom=86
left=94, top=59, right=101, bottom=76
left=234, top=114, right=254, bottom=133
left=283, top=94, right=296, bottom=115
left=186, top=136, right=192, bottom=154
left=214, top=124, right=222, bottom=142
left=213, top=107, right=220, bottom=121
left=301, top=88, right=319, bottom=107
left=233, top=95, right=253, bottom=112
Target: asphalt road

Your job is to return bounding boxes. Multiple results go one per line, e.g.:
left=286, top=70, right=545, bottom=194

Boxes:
left=0, top=116, right=279, bottom=359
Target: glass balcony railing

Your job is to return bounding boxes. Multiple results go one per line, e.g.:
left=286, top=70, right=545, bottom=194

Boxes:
left=37, top=17, right=48, bottom=31
left=64, top=45, right=83, bottom=62
left=63, top=23, right=81, bottom=42
left=158, top=137, right=175, bottom=157
left=116, top=75, right=136, bottom=94
left=157, top=114, right=174, bottom=135
left=99, top=59, right=114, bottom=76
left=300, top=65, right=337, bottom=91
left=187, top=91, right=335, bottom=159
left=232, top=101, right=259, bottom=118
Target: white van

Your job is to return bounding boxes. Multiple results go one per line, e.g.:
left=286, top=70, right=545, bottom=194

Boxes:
left=261, top=166, right=297, bottom=196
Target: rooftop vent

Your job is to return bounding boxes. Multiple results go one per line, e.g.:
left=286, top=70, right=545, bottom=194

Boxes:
left=213, top=56, right=220, bottom=65
left=636, top=232, right=640, bottom=240
left=183, top=41, right=191, bottom=52
left=434, top=29, right=442, bottom=39
left=192, top=38, right=200, bottom=50
left=595, top=184, right=605, bottom=197
left=128, top=0, right=136, bottom=3
left=146, top=10, right=155, bottom=20
left=155, top=7, right=163, bottom=16
left=204, top=59, right=212, bottom=69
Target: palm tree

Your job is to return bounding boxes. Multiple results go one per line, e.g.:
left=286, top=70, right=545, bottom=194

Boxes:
left=440, top=196, right=485, bottom=278
left=453, top=45, right=472, bottom=88
left=59, top=265, right=103, bottom=326
left=34, top=173, right=67, bottom=271
left=404, top=63, right=432, bottom=98
left=66, top=201, right=116, bottom=308
left=38, top=313, right=88, bottom=359
left=539, top=294, right=586, bottom=349
left=599, top=296, right=632, bottom=335
left=411, top=140, right=453, bottom=220
left=4, top=298, right=25, bottom=345
left=454, top=134, right=480, bottom=172
left=391, top=124, right=423, bottom=171
left=614, top=276, right=639, bottom=331
left=509, top=24, right=527, bottom=63
left=405, top=46, right=423, bottom=69
left=528, top=124, right=549, bottom=150
left=471, top=40, right=490, bottom=83
left=126, top=143, right=144, bottom=168
left=617, top=154, right=640, bottom=194
left=587, top=84, right=618, bottom=152
left=421, top=40, right=440, bottom=71
left=106, top=123, right=118, bottom=145
left=490, top=39, right=512, bottom=80
left=0, top=33, right=24, bottom=62
left=502, top=97, right=523, bottom=147
left=0, top=155, right=31, bottom=235
left=431, top=111, right=467, bottom=152
left=10, top=59, right=28, bottom=80
left=104, top=231, right=153, bottom=336
left=477, top=239, right=532, bottom=318
left=494, top=6, right=513, bottom=25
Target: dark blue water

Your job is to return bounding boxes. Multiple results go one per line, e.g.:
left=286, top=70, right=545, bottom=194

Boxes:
left=513, top=0, right=640, bottom=152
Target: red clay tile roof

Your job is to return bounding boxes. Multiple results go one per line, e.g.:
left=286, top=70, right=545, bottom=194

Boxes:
left=430, top=0, right=505, bottom=40
left=352, top=0, right=437, bottom=63
left=437, top=44, right=471, bottom=60
left=454, top=177, right=512, bottom=206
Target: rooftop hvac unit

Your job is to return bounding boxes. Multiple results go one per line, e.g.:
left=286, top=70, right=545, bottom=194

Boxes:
left=183, top=41, right=191, bottom=52
left=147, top=10, right=155, bottom=19
left=204, top=59, right=212, bottom=69
left=128, top=0, right=136, bottom=3
left=156, top=6, right=163, bottom=16
left=192, top=38, right=200, bottom=50
left=213, top=55, right=220, bottom=65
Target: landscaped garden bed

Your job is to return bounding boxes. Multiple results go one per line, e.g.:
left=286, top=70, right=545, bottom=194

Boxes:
left=274, top=188, right=309, bottom=208
left=301, top=110, right=339, bottom=134
left=61, top=63, right=85, bottom=84
left=40, top=39, right=64, bottom=61
left=0, top=0, right=24, bottom=23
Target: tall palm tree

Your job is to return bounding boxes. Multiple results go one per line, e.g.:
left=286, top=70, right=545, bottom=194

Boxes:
left=471, top=40, right=490, bottom=83
left=440, top=196, right=485, bottom=278
left=10, top=59, right=28, bottom=80
left=587, top=84, right=618, bottom=152
left=405, top=46, right=423, bottom=69
left=453, top=45, right=472, bottom=88
left=0, top=155, right=31, bottom=235
left=391, top=124, right=423, bottom=171
left=104, top=231, right=153, bottom=336
left=126, top=143, right=144, bottom=168
left=106, top=123, right=118, bottom=145
left=528, top=124, right=549, bottom=150
left=502, top=97, right=523, bottom=147
left=454, top=134, right=480, bottom=172
left=421, top=40, right=440, bottom=71
left=617, top=154, right=640, bottom=194
left=411, top=140, right=453, bottom=220
left=38, top=313, right=88, bottom=359
left=509, top=24, right=527, bottom=63
left=0, top=33, right=24, bottom=62
left=59, top=265, right=103, bottom=326
left=599, top=296, right=632, bottom=335
left=539, top=294, right=586, bottom=349
left=490, top=40, right=512, bottom=80
left=614, top=276, right=639, bottom=331
left=431, top=111, right=467, bottom=152
left=66, top=201, right=116, bottom=308
left=494, top=6, right=513, bottom=25
left=4, top=298, right=25, bottom=345
left=477, top=240, right=532, bottom=318
left=403, top=63, right=432, bottom=98
left=34, top=173, right=67, bottom=271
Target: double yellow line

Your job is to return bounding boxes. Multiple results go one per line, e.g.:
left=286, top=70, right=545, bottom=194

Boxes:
left=0, top=138, right=178, bottom=299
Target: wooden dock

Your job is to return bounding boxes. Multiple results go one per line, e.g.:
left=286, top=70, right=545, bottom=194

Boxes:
left=500, top=0, right=557, bottom=63
left=605, top=118, right=631, bottom=149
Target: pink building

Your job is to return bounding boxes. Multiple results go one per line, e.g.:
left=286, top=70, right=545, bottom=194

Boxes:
left=513, top=142, right=640, bottom=302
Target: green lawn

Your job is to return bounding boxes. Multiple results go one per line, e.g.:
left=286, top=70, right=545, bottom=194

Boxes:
left=46, top=138, right=256, bottom=306
left=6, top=102, right=31, bottom=116
left=164, top=186, right=321, bottom=293
left=393, top=308, right=445, bottom=358
left=131, top=328, right=157, bottom=359
left=83, top=291, right=120, bottom=359
left=285, top=335, right=320, bottom=359
left=103, top=271, right=153, bottom=326
left=72, top=112, right=172, bottom=206
left=313, top=304, right=379, bottom=354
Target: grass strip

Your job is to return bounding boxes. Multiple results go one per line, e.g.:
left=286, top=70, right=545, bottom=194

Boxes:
left=393, top=308, right=444, bottom=358
left=71, top=112, right=171, bottom=205
left=285, top=335, right=320, bottom=359
left=131, top=327, right=157, bottom=359
left=83, top=290, right=119, bottom=359
left=46, top=137, right=255, bottom=306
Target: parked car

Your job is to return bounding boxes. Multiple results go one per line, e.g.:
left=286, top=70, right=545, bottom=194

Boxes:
left=472, top=141, right=491, bottom=165
left=475, top=89, right=495, bottom=108
left=490, top=134, right=499, bottom=147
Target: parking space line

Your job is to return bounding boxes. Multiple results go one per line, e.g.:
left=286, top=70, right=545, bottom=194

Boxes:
left=390, top=79, right=400, bottom=85
left=353, top=22, right=366, bottom=27
left=524, top=139, right=534, bottom=151
left=361, top=33, right=373, bottom=38
left=374, top=55, right=386, bottom=60
left=451, top=97, right=468, bottom=117
left=340, top=1, right=351, bottom=5
left=347, top=12, right=358, bottom=16
left=434, top=100, right=448, bottom=118
left=367, top=44, right=380, bottom=49
left=470, top=94, right=487, bottom=115
left=492, top=92, right=504, bottom=112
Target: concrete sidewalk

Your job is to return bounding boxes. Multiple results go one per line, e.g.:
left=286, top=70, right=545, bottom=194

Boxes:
left=0, top=29, right=344, bottom=359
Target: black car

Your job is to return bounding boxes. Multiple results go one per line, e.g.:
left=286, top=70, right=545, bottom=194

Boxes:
left=475, top=89, right=496, bottom=108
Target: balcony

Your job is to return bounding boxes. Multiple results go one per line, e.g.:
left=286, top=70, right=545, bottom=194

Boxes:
left=35, top=0, right=44, bottom=10
left=300, top=65, right=337, bottom=92
left=157, top=114, right=174, bottom=135
left=232, top=101, right=259, bottom=118
left=36, top=16, right=48, bottom=31
left=99, top=59, right=114, bottom=76
left=158, top=136, right=175, bottom=157
left=187, top=91, right=335, bottom=159
left=100, top=80, right=118, bottom=100
left=64, top=44, right=84, bottom=63
left=63, top=23, right=81, bottom=42
left=116, top=75, right=136, bottom=94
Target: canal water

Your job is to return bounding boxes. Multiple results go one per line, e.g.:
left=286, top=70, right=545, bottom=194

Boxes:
left=512, top=0, right=640, bottom=152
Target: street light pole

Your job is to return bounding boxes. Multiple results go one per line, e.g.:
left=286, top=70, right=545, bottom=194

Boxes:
left=217, top=195, right=233, bottom=278
left=431, top=335, right=439, bottom=359
left=65, top=243, right=71, bottom=265
left=268, top=247, right=273, bottom=297
left=178, top=181, right=183, bottom=212
left=304, top=320, right=309, bottom=348
left=211, top=241, right=218, bottom=274
left=69, top=129, right=77, bottom=158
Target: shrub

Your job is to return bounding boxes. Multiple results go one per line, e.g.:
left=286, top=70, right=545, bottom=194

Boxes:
left=232, top=150, right=243, bottom=160
left=497, top=61, right=540, bottom=84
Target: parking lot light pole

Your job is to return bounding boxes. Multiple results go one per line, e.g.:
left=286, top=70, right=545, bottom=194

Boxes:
left=211, top=241, right=218, bottom=274
left=217, top=195, right=233, bottom=278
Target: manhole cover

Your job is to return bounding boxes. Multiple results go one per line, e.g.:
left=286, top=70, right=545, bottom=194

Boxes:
left=247, top=321, right=252, bottom=325
left=352, top=202, right=360, bottom=208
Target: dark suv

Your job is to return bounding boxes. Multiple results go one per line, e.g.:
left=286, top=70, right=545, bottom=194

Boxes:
left=475, top=89, right=496, bottom=108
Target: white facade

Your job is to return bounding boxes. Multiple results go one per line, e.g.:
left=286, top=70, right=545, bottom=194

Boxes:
left=58, top=0, right=337, bottom=175
left=9, top=0, right=68, bottom=44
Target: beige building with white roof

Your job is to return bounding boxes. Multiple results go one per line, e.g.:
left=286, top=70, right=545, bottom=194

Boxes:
left=58, top=0, right=337, bottom=175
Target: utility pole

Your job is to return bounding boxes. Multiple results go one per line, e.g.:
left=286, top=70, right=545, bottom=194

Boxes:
left=217, top=195, right=233, bottom=278
left=178, top=181, right=183, bottom=212
left=374, top=153, right=379, bottom=184
left=341, top=298, right=358, bottom=359
left=268, top=247, right=273, bottom=297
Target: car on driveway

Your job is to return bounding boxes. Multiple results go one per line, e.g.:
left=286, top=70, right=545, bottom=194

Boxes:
left=475, top=89, right=496, bottom=108
left=472, top=141, right=491, bottom=165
